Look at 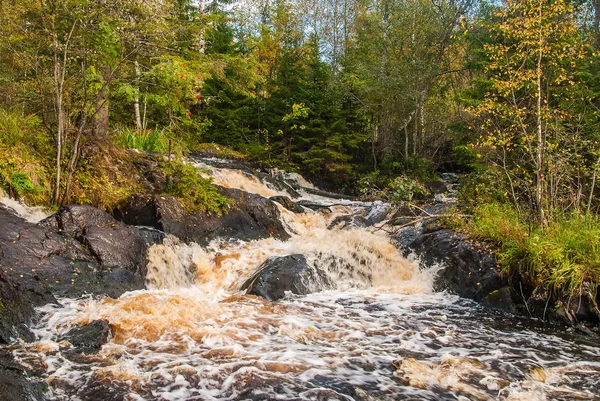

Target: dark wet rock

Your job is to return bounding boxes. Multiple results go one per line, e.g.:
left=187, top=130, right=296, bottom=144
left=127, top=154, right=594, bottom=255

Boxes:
left=328, top=214, right=369, bottom=230
left=400, top=228, right=506, bottom=301
left=41, top=205, right=149, bottom=273
left=391, top=206, right=419, bottom=219
left=0, top=349, right=48, bottom=401
left=481, top=287, right=518, bottom=314
left=364, top=201, right=388, bottom=225
left=395, top=226, right=423, bottom=249
left=241, top=254, right=332, bottom=301
left=388, top=205, right=420, bottom=227
left=137, top=226, right=167, bottom=245
left=39, top=204, right=116, bottom=236
left=295, top=200, right=332, bottom=212
left=115, top=188, right=290, bottom=246
left=269, top=196, right=305, bottom=213
left=0, top=271, right=36, bottom=343
left=389, top=216, right=417, bottom=226
left=83, top=225, right=147, bottom=272
left=300, top=187, right=358, bottom=201
left=420, top=203, right=447, bottom=216
left=0, top=205, right=147, bottom=343
left=425, top=181, right=447, bottom=195
left=61, top=320, right=112, bottom=353
left=526, top=286, right=600, bottom=326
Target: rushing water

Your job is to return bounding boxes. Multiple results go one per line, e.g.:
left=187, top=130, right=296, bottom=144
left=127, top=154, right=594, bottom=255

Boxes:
left=10, top=159, right=600, bottom=401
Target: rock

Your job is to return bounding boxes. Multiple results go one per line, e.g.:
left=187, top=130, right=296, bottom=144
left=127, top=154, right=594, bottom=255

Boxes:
left=0, top=271, right=36, bottom=343
left=481, top=287, right=518, bottom=314
left=391, top=206, right=419, bottom=219
left=115, top=188, right=290, bottom=246
left=301, top=187, right=358, bottom=201
left=41, top=205, right=149, bottom=273
left=395, top=226, right=423, bottom=249
left=400, top=228, right=506, bottom=301
left=0, top=349, right=48, bottom=401
left=364, top=201, right=388, bottom=225
left=389, top=216, right=416, bottom=226
left=425, top=181, right=447, bottom=195
left=39, top=204, right=115, bottom=236
left=61, top=320, right=112, bottom=353
left=0, top=205, right=147, bottom=344
left=269, top=196, right=305, bottom=213
left=328, top=214, right=369, bottom=230
left=241, top=254, right=332, bottom=300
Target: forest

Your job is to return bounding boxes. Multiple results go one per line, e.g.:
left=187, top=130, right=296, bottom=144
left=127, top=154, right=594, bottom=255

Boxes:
left=1, top=0, right=600, bottom=300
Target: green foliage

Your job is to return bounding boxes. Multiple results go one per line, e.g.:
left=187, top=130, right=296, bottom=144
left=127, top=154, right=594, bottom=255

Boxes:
left=115, top=127, right=170, bottom=153
left=194, top=143, right=247, bottom=159
left=162, top=160, right=231, bottom=214
left=462, top=202, right=600, bottom=298
left=357, top=172, right=427, bottom=203
left=386, top=176, right=428, bottom=203
left=69, top=165, right=142, bottom=211
left=0, top=109, right=50, bottom=203
left=457, top=168, right=508, bottom=212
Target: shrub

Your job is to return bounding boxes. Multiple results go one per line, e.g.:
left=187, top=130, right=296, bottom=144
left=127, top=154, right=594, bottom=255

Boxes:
left=357, top=172, right=428, bottom=203
left=0, top=110, right=51, bottom=204
left=462, top=202, right=600, bottom=298
left=162, top=160, right=231, bottom=214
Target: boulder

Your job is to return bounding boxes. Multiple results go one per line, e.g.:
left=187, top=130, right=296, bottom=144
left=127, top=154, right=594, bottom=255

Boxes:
left=481, top=287, right=518, bottom=314
left=241, top=254, right=332, bottom=300
left=424, top=181, right=447, bottom=195
left=0, top=205, right=147, bottom=343
left=41, top=205, right=149, bottom=273
left=0, top=271, right=36, bottom=343
left=328, top=214, right=369, bottom=230
left=115, top=188, right=290, bottom=245
left=399, top=226, right=506, bottom=301
left=295, top=200, right=332, bottom=212
left=0, top=349, right=48, bottom=401
left=364, top=201, right=389, bottom=225
left=269, top=196, right=305, bottom=213
left=61, top=320, right=112, bottom=354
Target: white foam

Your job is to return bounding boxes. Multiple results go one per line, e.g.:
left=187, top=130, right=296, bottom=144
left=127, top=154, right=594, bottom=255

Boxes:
left=0, top=196, right=51, bottom=223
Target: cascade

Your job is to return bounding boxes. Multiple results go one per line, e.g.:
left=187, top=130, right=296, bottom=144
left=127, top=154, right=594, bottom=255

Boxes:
left=8, top=158, right=600, bottom=401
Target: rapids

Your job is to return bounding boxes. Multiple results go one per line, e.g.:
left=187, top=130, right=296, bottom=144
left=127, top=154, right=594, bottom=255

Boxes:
left=10, top=159, right=600, bottom=401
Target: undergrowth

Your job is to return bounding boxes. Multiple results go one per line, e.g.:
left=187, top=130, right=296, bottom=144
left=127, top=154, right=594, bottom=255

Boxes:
left=357, top=172, right=428, bottom=202
left=114, top=126, right=170, bottom=153
left=162, top=160, right=231, bottom=214
left=0, top=110, right=51, bottom=204
left=194, top=143, right=247, bottom=159
left=454, top=202, right=600, bottom=299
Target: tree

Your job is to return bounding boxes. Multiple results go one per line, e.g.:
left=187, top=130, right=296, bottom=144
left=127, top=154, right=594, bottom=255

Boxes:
left=472, top=0, right=593, bottom=224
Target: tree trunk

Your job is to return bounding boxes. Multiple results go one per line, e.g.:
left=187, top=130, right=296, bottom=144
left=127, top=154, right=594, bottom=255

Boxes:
left=53, top=69, right=64, bottom=204
left=134, top=60, right=142, bottom=130
left=593, top=0, right=600, bottom=48
left=536, top=0, right=546, bottom=226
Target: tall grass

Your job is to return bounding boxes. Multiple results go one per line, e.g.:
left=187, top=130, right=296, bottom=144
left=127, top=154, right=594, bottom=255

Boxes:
left=115, top=127, right=169, bottom=153
left=464, top=202, right=600, bottom=298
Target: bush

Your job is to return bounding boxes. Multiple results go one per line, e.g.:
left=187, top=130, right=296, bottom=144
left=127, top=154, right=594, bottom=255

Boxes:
left=462, top=202, right=600, bottom=298
left=357, top=172, right=428, bottom=203
left=194, top=143, right=246, bottom=159
left=0, top=110, right=51, bottom=204
left=162, top=160, right=231, bottom=214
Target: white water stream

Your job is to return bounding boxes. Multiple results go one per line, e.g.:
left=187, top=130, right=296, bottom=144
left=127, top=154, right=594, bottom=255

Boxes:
left=9, top=160, right=600, bottom=401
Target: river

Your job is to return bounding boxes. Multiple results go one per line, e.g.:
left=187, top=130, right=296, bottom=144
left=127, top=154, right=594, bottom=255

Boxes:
left=7, top=158, right=600, bottom=401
